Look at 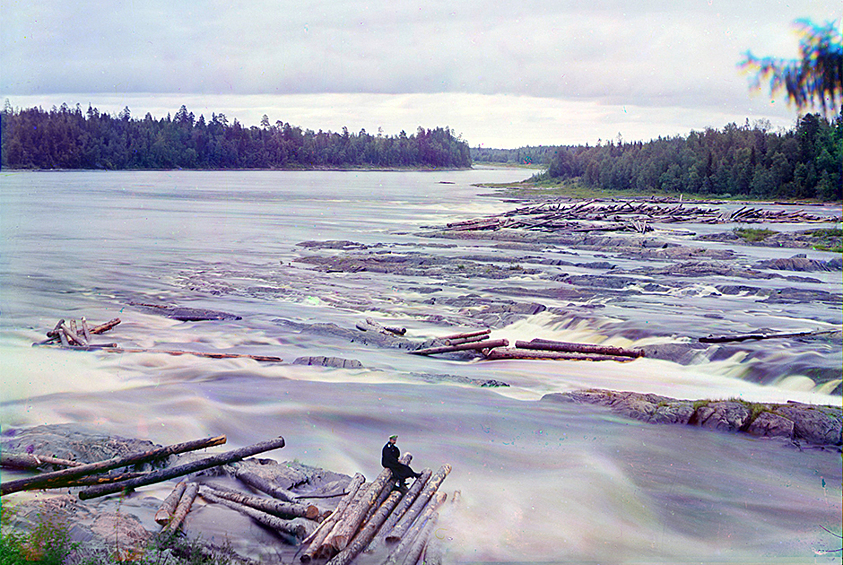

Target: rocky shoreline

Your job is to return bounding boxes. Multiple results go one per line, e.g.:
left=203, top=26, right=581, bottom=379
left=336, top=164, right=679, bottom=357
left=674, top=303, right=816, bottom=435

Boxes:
left=543, top=388, right=842, bottom=450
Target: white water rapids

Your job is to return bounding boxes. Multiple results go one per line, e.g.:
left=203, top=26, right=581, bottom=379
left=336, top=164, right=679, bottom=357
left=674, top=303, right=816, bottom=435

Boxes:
left=1, top=169, right=840, bottom=563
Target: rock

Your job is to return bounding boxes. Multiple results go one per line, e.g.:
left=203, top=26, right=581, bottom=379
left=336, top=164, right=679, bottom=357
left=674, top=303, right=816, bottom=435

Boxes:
left=772, top=402, right=843, bottom=446
left=745, top=411, right=795, bottom=439
left=542, top=389, right=842, bottom=449
left=755, top=255, right=842, bottom=272
left=690, top=401, right=750, bottom=432
left=292, top=356, right=363, bottom=369
left=128, top=302, right=242, bottom=321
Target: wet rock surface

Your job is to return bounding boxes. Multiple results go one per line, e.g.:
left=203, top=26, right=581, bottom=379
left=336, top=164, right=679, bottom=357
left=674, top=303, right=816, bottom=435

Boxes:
left=544, top=389, right=842, bottom=449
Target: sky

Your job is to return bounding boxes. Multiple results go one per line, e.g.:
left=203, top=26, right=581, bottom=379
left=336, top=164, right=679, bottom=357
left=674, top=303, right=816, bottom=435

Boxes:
left=1, top=1, right=840, bottom=148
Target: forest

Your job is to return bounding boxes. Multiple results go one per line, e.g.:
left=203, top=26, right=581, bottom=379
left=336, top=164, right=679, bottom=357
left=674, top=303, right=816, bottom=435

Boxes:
left=537, top=112, right=842, bottom=201
left=0, top=103, right=471, bottom=170
left=470, top=145, right=558, bottom=166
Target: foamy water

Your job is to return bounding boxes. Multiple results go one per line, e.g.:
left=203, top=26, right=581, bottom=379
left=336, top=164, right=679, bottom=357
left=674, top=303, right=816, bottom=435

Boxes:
left=1, top=170, right=840, bottom=563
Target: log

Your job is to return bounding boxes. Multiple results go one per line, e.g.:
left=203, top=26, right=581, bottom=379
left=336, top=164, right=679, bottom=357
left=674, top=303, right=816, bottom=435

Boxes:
left=155, top=481, right=189, bottom=525
left=69, top=320, right=81, bottom=343
left=369, top=468, right=432, bottom=551
left=384, top=493, right=447, bottom=565
left=300, top=473, right=366, bottom=562
left=518, top=339, right=644, bottom=358
left=78, top=436, right=284, bottom=500
left=1, top=453, right=82, bottom=470
left=384, top=464, right=451, bottom=544
left=201, top=489, right=308, bottom=540
left=1, top=434, right=227, bottom=496
left=445, top=334, right=491, bottom=346
left=699, top=329, right=836, bottom=343
left=439, top=329, right=490, bottom=341
left=419, top=492, right=460, bottom=565
left=89, top=318, right=121, bottom=334
left=324, top=454, right=412, bottom=554
left=399, top=511, right=439, bottom=565
left=410, top=339, right=508, bottom=356
left=234, top=470, right=297, bottom=502
left=88, top=347, right=283, bottom=363
left=205, top=485, right=319, bottom=519
left=80, top=317, right=92, bottom=343
left=484, top=349, right=634, bottom=363
left=162, top=482, right=199, bottom=533
left=61, top=470, right=151, bottom=487
left=323, top=490, right=403, bottom=565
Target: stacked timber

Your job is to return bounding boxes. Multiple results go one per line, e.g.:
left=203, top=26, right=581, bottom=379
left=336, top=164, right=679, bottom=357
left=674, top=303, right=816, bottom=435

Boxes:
left=442, top=199, right=839, bottom=233
left=300, top=457, right=454, bottom=565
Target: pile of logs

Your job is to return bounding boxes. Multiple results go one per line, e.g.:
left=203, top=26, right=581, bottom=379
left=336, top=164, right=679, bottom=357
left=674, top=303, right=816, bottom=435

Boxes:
left=34, top=317, right=283, bottom=363
left=411, top=329, right=644, bottom=363
left=444, top=199, right=840, bottom=234
left=299, top=455, right=455, bottom=565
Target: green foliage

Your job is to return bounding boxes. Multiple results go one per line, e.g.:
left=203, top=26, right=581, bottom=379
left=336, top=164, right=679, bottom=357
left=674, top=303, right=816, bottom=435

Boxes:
left=471, top=145, right=559, bottom=166
left=539, top=113, right=842, bottom=201
left=733, top=227, right=777, bottom=242
left=1, top=510, right=75, bottom=565
left=741, top=19, right=843, bottom=116
left=0, top=103, right=471, bottom=171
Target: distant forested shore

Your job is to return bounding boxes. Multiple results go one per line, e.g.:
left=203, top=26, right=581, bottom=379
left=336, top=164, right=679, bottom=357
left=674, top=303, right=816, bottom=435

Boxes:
left=537, top=113, right=842, bottom=201
left=0, top=103, right=471, bottom=170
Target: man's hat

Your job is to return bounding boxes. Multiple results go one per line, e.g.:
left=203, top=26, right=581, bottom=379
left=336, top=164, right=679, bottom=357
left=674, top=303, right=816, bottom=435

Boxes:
left=389, top=434, right=398, bottom=440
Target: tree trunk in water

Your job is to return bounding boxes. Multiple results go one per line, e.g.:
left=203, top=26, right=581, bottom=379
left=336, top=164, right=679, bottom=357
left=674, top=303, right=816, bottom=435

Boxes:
left=324, top=490, right=403, bottom=565
left=155, top=481, right=188, bottom=525
left=78, top=436, right=284, bottom=500
left=384, top=464, right=451, bottom=544
left=485, top=348, right=635, bottom=362
left=233, top=469, right=298, bottom=502
left=517, top=338, right=643, bottom=358
left=200, top=489, right=308, bottom=540
left=1, top=453, right=82, bottom=470
left=411, top=339, right=508, bottom=356
left=204, top=485, right=318, bottom=519
left=384, top=493, right=447, bottom=564
left=1, top=434, right=227, bottom=496
left=300, top=473, right=366, bottom=562
left=369, top=468, right=432, bottom=551
left=162, top=482, right=199, bottom=533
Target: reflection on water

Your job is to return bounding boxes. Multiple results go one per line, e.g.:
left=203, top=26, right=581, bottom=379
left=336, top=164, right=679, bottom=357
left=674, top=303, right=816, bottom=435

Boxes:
left=1, top=170, right=840, bottom=563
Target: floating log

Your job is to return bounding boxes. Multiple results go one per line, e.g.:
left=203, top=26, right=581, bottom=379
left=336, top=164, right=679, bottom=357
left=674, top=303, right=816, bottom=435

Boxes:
left=234, top=470, right=297, bottom=503
left=78, top=436, right=285, bottom=500
left=516, top=339, right=644, bottom=358
left=398, top=510, right=439, bottom=565
left=162, top=482, right=199, bottom=533
left=369, top=468, right=432, bottom=551
left=201, top=489, right=309, bottom=540
left=420, top=491, right=460, bottom=565
left=80, top=317, right=92, bottom=343
left=300, top=473, right=366, bottom=562
left=385, top=464, right=451, bottom=544
left=61, top=470, right=151, bottom=487
left=484, top=348, right=635, bottom=363
left=384, top=493, right=447, bottom=565
left=155, top=481, right=188, bottom=525
left=445, top=334, right=492, bottom=346
left=323, top=490, right=404, bottom=565
left=204, top=485, right=319, bottom=519
left=439, top=329, right=490, bottom=341
left=330, top=466, right=402, bottom=551
left=89, top=318, right=121, bottom=334
left=103, top=347, right=284, bottom=362
left=410, top=339, right=508, bottom=356
left=1, top=434, right=227, bottom=496
left=699, top=329, right=837, bottom=343
left=1, top=453, right=82, bottom=470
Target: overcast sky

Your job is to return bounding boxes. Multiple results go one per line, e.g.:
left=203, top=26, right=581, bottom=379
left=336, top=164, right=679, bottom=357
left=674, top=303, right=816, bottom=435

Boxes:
left=2, top=1, right=839, bottom=148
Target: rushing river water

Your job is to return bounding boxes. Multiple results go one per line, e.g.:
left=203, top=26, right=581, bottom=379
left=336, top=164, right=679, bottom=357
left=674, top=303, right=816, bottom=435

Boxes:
left=1, top=169, right=841, bottom=564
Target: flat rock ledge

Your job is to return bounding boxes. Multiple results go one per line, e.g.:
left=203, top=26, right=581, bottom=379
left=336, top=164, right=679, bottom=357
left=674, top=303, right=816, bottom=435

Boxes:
left=543, top=389, right=842, bottom=450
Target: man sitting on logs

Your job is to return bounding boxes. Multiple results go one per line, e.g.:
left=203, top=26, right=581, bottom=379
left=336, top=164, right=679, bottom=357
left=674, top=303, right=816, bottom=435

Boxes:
left=381, top=434, right=421, bottom=493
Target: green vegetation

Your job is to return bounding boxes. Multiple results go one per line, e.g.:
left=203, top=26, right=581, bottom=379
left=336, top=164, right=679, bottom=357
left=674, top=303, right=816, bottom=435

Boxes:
left=733, top=227, right=777, bottom=242
left=0, top=102, right=471, bottom=170
left=534, top=113, right=842, bottom=202
left=471, top=145, right=559, bottom=166
left=807, top=227, right=843, bottom=253
left=0, top=509, right=235, bottom=565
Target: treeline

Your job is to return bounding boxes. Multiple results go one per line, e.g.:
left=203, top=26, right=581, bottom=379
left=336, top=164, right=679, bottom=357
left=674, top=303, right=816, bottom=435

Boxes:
left=471, top=145, right=558, bottom=166
left=0, top=103, right=471, bottom=170
left=539, top=112, right=842, bottom=201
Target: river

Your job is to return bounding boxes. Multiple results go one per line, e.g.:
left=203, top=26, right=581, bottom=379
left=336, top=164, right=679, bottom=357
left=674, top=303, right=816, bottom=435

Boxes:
left=0, top=169, right=840, bottom=563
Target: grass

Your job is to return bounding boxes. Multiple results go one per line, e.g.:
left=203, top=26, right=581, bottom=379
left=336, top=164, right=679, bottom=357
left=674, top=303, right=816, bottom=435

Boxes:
left=807, top=227, right=843, bottom=253
left=733, top=227, right=777, bottom=242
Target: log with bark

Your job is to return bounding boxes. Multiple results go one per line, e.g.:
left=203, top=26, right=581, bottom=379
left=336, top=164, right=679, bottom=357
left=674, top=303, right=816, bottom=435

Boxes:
left=368, top=468, right=432, bottom=551
left=323, top=490, right=404, bottom=565
left=300, top=473, right=366, bottom=563
left=233, top=469, right=298, bottom=502
left=383, top=492, right=447, bottom=565
left=484, top=348, right=635, bottom=362
left=78, top=436, right=285, bottom=500
left=410, top=339, right=508, bottom=356
left=1, top=434, right=227, bottom=496
left=699, top=329, right=837, bottom=343
left=439, top=328, right=491, bottom=342
left=384, top=464, right=451, bottom=544
left=517, top=338, right=644, bottom=358
left=201, top=489, right=312, bottom=540
left=162, top=482, right=199, bottom=534
left=204, top=485, right=319, bottom=519
left=1, top=453, right=82, bottom=470
left=156, top=481, right=189, bottom=525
